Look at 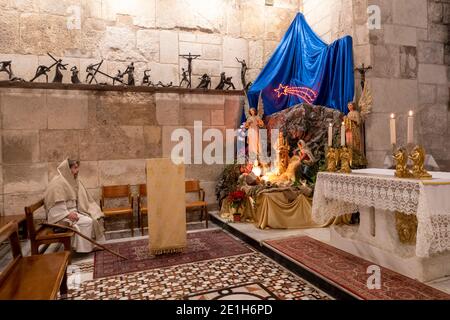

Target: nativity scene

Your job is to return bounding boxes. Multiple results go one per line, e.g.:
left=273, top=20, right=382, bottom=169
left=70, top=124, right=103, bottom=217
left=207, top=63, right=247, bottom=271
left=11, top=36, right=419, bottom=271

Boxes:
left=0, top=0, right=449, bottom=304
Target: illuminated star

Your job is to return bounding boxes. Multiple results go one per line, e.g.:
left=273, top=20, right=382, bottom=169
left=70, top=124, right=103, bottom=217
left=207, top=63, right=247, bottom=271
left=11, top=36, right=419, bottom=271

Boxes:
left=273, top=83, right=318, bottom=104
left=274, top=84, right=288, bottom=98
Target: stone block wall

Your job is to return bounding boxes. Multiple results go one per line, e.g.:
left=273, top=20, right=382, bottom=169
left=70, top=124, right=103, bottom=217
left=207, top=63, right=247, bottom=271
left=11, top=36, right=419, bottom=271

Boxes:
left=302, top=0, right=354, bottom=43
left=304, top=0, right=449, bottom=171
left=0, top=87, right=242, bottom=217
left=0, top=0, right=301, bottom=89
left=366, top=0, right=449, bottom=170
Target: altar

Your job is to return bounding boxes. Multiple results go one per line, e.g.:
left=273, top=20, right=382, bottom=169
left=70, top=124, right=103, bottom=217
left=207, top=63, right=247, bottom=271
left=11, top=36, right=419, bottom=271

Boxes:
left=312, top=169, right=450, bottom=282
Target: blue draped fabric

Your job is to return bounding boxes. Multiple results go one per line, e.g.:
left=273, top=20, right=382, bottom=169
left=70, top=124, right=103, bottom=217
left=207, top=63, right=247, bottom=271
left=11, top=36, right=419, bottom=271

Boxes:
left=247, top=13, right=354, bottom=117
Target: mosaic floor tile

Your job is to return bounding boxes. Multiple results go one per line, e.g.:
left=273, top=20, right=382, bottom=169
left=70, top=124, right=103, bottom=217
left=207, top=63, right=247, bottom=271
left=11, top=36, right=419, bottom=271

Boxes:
left=65, top=253, right=330, bottom=300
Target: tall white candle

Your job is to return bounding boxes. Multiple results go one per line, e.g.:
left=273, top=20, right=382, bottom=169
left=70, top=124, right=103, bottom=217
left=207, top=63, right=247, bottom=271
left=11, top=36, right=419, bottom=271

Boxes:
left=328, top=123, right=333, bottom=147
left=340, top=121, right=346, bottom=147
left=390, top=113, right=396, bottom=146
left=407, top=110, right=414, bottom=144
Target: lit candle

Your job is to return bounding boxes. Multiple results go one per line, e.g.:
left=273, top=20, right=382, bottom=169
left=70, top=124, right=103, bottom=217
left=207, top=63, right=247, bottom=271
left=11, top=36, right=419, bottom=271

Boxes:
left=390, top=113, right=396, bottom=146
left=407, top=110, right=414, bottom=145
left=328, top=123, right=333, bottom=147
left=340, top=121, right=346, bottom=147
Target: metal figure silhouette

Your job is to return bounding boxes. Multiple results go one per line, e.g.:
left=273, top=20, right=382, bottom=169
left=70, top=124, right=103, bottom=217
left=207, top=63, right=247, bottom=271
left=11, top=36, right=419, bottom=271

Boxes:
left=179, top=52, right=200, bottom=88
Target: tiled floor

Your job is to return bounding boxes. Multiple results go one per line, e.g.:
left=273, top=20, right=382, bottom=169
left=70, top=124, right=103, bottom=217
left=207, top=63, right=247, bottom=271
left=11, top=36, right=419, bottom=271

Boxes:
left=62, top=221, right=331, bottom=300
left=66, top=251, right=331, bottom=300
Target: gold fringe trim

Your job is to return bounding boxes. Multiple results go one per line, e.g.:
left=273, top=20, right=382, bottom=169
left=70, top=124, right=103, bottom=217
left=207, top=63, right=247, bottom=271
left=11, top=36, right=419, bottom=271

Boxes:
left=422, top=181, right=450, bottom=186
left=150, top=247, right=185, bottom=255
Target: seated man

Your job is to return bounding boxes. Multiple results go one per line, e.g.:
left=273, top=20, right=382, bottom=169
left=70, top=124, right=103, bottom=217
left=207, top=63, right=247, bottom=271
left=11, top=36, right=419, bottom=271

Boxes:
left=44, top=159, right=105, bottom=253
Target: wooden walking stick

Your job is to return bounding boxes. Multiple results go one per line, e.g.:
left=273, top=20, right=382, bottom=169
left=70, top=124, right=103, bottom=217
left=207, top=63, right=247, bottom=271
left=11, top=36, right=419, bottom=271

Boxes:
left=41, top=222, right=128, bottom=260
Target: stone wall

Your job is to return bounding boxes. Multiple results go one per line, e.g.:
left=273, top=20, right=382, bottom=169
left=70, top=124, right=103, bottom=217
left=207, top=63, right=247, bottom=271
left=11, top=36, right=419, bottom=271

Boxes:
left=304, top=0, right=449, bottom=171
left=366, top=0, right=449, bottom=170
left=302, top=0, right=354, bottom=43
left=0, top=0, right=301, bottom=89
left=0, top=87, right=242, bottom=217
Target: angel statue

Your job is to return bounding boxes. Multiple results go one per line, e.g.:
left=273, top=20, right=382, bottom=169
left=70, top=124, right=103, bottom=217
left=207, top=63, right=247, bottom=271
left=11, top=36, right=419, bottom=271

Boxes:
left=344, top=84, right=372, bottom=167
left=243, top=92, right=265, bottom=163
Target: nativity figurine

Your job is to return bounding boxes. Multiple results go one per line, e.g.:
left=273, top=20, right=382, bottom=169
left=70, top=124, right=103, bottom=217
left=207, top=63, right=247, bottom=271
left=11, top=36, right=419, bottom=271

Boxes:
left=243, top=92, right=265, bottom=163
left=343, top=84, right=372, bottom=167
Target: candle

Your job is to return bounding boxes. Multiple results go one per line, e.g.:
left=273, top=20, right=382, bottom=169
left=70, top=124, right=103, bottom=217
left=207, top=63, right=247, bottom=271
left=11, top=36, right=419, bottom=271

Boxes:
left=407, top=110, right=414, bottom=144
left=340, top=121, right=346, bottom=147
left=390, top=113, right=396, bottom=146
left=328, top=123, right=333, bottom=147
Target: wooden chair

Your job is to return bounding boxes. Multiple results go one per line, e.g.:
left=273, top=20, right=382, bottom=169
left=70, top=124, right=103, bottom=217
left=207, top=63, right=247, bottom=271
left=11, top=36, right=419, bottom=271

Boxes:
left=25, top=199, right=73, bottom=258
left=137, top=184, right=148, bottom=236
left=0, top=221, right=70, bottom=300
left=100, top=185, right=134, bottom=237
left=185, top=180, right=208, bottom=228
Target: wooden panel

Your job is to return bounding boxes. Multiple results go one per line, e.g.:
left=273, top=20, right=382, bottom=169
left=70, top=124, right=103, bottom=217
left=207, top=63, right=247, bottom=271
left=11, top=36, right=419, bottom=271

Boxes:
left=147, top=159, right=186, bottom=253
left=102, top=185, right=130, bottom=198
left=185, top=180, right=200, bottom=193
left=139, top=184, right=147, bottom=196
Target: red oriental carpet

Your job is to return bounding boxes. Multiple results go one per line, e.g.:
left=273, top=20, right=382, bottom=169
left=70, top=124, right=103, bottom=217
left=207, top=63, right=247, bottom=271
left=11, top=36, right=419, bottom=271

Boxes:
left=94, top=230, right=252, bottom=278
left=265, top=236, right=450, bottom=300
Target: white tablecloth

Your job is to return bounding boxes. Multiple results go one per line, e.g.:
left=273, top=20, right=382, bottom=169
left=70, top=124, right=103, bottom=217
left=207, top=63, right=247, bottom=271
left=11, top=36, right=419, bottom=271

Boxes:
left=312, top=169, right=450, bottom=257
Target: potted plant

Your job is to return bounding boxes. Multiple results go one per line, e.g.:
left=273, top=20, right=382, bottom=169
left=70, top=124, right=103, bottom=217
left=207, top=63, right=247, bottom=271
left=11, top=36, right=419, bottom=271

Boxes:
left=228, top=190, right=246, bottom=222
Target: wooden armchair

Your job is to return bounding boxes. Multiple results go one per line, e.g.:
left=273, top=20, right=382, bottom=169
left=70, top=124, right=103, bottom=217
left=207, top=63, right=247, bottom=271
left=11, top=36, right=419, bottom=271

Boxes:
left=185, top=180, right=208, bottom=228
left=100, top=185, right=134, bottom=237
left=0, top=222, right=70, bottom=300
left=137, top=184, right=148, bottom=236
left=25, top=199, right=73, bottom=258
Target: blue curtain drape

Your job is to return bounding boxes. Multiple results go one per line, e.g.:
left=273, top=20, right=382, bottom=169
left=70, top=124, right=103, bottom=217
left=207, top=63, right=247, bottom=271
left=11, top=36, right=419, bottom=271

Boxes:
left=247, top=13, right=354, bottom=117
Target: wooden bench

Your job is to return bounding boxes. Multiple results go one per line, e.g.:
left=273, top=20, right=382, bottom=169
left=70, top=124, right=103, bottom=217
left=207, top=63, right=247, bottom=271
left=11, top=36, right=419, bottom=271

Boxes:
left=0, top=222, right=70, bottom=300
left=0, top=214, right=27, bottom=239
left=25, top=199, right=74, bottom=258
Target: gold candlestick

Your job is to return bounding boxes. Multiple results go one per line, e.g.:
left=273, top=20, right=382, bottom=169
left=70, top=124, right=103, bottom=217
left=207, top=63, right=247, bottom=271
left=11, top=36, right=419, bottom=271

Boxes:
left=326, top=147, right=338, bottom=172
left=393, top=146, right=412, bottom=178
left=409, top=145, right=432, bottom=180
left=338, top=146, right=352, bottom=174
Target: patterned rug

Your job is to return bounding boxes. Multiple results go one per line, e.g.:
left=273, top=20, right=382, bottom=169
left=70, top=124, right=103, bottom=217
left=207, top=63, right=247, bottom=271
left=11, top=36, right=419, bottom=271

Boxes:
left=185, top=282, right=278, bottom=300
left=94, top=230, right=252, bottom=278
left=265, top=236, right=450, bottom=300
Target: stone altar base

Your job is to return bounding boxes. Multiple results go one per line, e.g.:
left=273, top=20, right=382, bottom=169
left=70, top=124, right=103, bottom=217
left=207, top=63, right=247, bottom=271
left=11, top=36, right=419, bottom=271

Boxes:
left=330, top=207, right=450, bottom=282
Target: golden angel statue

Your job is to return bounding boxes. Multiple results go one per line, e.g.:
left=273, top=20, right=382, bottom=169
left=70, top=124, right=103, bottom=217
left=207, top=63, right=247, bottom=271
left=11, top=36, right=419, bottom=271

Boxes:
left=243, top=92, right=265, bottom=162
left=393, top=147, right=411, bottom=178
left=344, top=84, right=372, bottom=167
left=409, top=145, right=432, bottom=179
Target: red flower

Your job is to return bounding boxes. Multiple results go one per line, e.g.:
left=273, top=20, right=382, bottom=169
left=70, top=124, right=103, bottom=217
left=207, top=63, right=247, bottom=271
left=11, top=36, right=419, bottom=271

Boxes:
left=228, top=190, right=246, bottom=208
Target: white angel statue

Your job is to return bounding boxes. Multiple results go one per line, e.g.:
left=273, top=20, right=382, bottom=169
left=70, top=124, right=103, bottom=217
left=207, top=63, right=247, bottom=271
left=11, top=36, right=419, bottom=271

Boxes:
left=243, top=92, right=265, bottom=162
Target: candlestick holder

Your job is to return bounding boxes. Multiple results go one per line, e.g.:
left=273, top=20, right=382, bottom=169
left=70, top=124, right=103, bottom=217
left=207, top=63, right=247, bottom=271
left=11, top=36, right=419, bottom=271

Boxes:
left=338, top=146, right=352, bottom=174
left=393, top=146, right=412, bottom=178
left=392, top=144, right=432, bottom=179
left=409, top=145, right=432, bottom=180
left=326, top=147, right=338, bottom=172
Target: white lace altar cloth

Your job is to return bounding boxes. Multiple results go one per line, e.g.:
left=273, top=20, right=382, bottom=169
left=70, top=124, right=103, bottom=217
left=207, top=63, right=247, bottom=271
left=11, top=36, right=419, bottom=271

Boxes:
left=312, top=169, right=450, bottom=257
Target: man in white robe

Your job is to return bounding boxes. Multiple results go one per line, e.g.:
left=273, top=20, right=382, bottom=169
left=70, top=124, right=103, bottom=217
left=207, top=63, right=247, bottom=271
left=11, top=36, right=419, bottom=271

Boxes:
left=44, top=159, right=105, bottom=253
